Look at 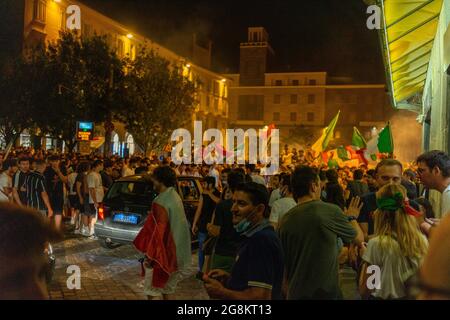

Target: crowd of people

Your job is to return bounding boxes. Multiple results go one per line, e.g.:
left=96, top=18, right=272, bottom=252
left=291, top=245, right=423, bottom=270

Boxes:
left=1, top=145, right=450, bottom=300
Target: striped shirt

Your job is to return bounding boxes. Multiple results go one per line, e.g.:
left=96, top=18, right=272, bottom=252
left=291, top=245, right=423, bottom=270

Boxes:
left=25, top=171, right=47, bottom=211
left=12, top=170, right=28, bottom=204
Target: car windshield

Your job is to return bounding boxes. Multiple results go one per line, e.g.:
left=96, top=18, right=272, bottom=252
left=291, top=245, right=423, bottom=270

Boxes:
left=106, top=181, right=156, bottom=204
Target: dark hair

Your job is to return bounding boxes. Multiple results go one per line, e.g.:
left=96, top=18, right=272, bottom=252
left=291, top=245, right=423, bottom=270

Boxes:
left=135, top=167, right=148, bottom=175
left=235, top=182, right=270, bottom=218
left=318, top=170, right=327, bottom=182
left=415, top=197, right=435, bottom=219
left=403, top=169, right=416, bottom=179
left=353, top=169, right=364, bottom=180
left=291, top=166, right=319, bottom=199
left=152, top=166, right=177, bottom=188
left=203, top=176, right=216, bottom=187
left=417, top=150, right=450, bottom=177
left=221, top=168, right=231, bottom=175
left=47, top=155, right=60, bottom=161
left=76, top=161, right=91, bottom=173
left=325, top=169, right=339, bottom=184
left=245, top=163, right=256, bottom=172
left=2, top=159, right=18, bottom=171
left=92, top=160, right=103, bottom=169
left=375, top=159, right=403, bottom=174
left=0, top=204, right=62, bottom=260
left=366, top=169, right=376, bottom=178
left=103, top=161, right=113, bottom=169
left=280, top=174, right=292, bottom=193
left=18, top=157, right=30, bottom=164
left=227, top=170, right=246, bottom=192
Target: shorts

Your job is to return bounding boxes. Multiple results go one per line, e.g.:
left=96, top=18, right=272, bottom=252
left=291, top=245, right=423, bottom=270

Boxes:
left=68, top=195, right=80, bottom=210
left=50, top=198, right=64, bottom=214
left=143, top=267, right=183, bottom=297
left=83, top=203, right=97, bottom=217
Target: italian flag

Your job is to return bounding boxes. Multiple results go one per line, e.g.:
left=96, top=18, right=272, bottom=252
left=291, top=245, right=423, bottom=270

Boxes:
left=133, top=187, right=192, bottom=288
left=312, top=111, right=340, bottom=156
left=365, top=122, right=394, bottom=162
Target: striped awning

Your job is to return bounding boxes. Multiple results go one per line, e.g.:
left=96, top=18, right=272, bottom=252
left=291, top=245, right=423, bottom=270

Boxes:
left=378, top=0, right=443, bottom=107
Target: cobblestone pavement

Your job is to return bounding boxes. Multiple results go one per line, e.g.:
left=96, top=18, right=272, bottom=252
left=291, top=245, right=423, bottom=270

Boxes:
left=48, top=225, right=358, bottom=300
left=48, top=229, right=209, bottom=300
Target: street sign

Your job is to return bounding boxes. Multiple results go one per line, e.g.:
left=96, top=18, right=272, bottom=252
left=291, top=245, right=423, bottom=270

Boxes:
left=76, top=121, right=94, bottom=141
left=78, top=141, right=91, bottom=155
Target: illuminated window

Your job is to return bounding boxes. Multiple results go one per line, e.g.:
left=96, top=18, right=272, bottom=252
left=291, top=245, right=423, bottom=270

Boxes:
left=33, top=0, right=47, bottom=23
left=117, top=39, right=124, bottom=57
left=130, top=44, right=136, bottom=60
left=112, top=133, right=120, bottom=155
left=126, top=134, right=135, bottom=155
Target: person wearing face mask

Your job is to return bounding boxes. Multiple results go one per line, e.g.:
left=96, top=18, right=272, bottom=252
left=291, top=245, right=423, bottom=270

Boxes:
left=203, top=182, right=284, bottom=300
left=269, top=174, right=297, bottom=230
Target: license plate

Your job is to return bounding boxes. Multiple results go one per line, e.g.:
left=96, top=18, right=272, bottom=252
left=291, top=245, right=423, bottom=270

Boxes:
left=113, top=213, right=139, bottom=224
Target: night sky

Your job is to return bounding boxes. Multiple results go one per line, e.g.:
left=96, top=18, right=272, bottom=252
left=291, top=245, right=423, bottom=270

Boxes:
left=80, top=0, right=385, bottom=84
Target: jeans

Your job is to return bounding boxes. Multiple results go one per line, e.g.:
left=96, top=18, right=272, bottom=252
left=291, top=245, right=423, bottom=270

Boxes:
left=197, top=232, right=208, bottom=271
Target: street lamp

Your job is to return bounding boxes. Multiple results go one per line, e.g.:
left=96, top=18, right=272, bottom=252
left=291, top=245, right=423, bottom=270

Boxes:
left=126, top=33, right=133, bottom=39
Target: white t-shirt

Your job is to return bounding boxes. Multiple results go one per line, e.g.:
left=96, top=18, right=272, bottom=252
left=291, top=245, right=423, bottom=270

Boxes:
left=440, top=184, right=450, bottom=217
left=209, top=168, right=220, bottom=189
left=67, top=172, right=78, bottom=195
left=269, top=197, right=297, bottom=225
left=87, top=171, right=104, bottom=204
left=362, top=235, right=427, bottom=299
left=0, top=172, right=11, bottom=202
left=269, top=188, right=282, bottom=207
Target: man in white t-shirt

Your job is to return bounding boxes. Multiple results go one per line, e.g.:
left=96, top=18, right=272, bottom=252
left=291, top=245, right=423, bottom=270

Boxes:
left=208, top=164, right=221, bottom=189
left=84, top=160, right=104, bottom=238
left=0, top=161, right=18, bottom=202
left=417, top=151, right=450, bottom=217
left=269, top=174, right=297, bottom=229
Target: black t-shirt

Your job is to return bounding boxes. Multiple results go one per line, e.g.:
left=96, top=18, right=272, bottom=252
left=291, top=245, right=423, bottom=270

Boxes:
left=100, top=171, right=113, bottom=189
left=25, top=171, right=47, bottom=211
left=358, top=192, right=420, bottom=235
left=213, top=199, right=241, bottom=257
left=198, top=189, right=221, bottom=233
left=227, top=224, right=284, bottom=300
left=44, top=167, right=66, bottom=202
left=12, top=170, right=28, bottom=204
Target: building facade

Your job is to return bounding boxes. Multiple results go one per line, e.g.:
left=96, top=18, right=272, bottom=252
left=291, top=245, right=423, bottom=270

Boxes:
left=7, top=0, right=230, bottom=154
left=228, top=27, right=422, bottom=161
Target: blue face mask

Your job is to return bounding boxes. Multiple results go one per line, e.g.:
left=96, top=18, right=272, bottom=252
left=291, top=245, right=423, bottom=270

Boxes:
left=233, top=219, right=252, bottom=233
left=233, top=208, right=257, bottom=233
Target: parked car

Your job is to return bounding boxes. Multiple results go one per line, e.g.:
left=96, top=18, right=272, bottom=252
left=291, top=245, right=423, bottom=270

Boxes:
left=95, top=174, right=203, bottom=249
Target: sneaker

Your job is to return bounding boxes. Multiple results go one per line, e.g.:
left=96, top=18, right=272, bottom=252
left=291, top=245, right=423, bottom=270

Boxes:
left=81, top=226, right=90, bottom=237
left=88, top=235, right=98, bottom=240
left=89, top=227, right=95, bottom=237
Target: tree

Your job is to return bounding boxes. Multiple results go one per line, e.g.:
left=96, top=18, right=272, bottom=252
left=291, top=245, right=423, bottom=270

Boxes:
left=122, top=47, right=197, bottom=154
left=0, top=46, right=48, bottom=150
left=35, top=31, right=126, bottom=153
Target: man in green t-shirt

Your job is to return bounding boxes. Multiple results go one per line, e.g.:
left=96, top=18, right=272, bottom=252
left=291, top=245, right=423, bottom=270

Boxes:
left=278, top=166, right=364, bottom=299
